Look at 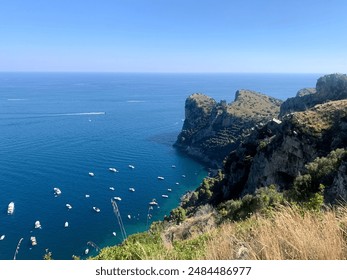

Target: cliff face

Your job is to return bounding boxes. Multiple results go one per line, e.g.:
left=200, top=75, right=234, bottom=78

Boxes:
left=223, top=96, right=347, bottom=203
left=175, top=90, right=282, bottom=167
left=279, top=73, right=347, bottom=117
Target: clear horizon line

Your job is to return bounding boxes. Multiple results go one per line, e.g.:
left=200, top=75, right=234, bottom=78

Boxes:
left=0, top=70, right=329, bottom=75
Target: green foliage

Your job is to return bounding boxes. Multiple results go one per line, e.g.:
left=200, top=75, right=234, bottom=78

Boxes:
left=169, top=207, right=186, bottom=225
left=43, top=250, right=53, bottom=260
left=218, top=185, right=284, bottom=221
left=258, top=140, right=268, bottom=151
left=289, top=148, right=347, bottom=205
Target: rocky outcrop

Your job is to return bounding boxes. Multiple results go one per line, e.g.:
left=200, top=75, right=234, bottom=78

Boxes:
left=175, top=90, right=282, bottom=167
left=279, top=73, right=347, bottom=117
left=222, top=99, right=347, bottom=202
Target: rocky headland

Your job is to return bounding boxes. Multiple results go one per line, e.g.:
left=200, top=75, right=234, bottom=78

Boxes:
left=174, top=90, right=282, bottom=167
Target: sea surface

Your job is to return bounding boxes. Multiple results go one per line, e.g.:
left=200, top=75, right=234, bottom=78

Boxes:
left=0, top=72, right=320, bottom=260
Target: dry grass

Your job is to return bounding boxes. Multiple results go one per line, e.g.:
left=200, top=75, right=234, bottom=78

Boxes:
left=204, top=205, right=347, bottom=260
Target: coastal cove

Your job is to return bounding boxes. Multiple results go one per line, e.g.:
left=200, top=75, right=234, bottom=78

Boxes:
left=0, top=73, right=319, bottom=260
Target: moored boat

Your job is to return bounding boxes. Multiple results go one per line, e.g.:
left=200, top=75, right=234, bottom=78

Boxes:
left=34, top=221, right=41, bottom=229
left=30, top=236, right=37, bottom=246
left=88, top=172, right=94, bottom=177
left=129, top=187, right=135, bottom=192
left=66, top=204, right=72, bottom=210
left=93, top=206, right=100, bottom=213
left=109, top=168, right=118, bottom=172
left=7, top=202, right=14, bottom=215
left=53, top=187, right=62, bottom=196
left=113, top=196, right=122, bottom=201
left=157, top=176, right=165, bottom=180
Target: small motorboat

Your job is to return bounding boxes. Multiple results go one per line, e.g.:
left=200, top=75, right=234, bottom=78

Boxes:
left=64, top=222, right=69, bottom=228
left=109, top=187, right=115, bottom=191
left=109, top=168, right=118, bottom=173
left=53, top=187, right=62, bottom=196
left=85, top=194, right=90, bottom=198
left=157, top=176, right=165, bottom=180
left=88, top=172, right=95, bottom=177
left=34, top=221, right=41, bottom=229
left=66, top=204, right=72, bottom=210
left=171, top=165, right=176, bottom=168
left=175, top=182, right=179, bottom=185
left=129, top=187, right=135, bottom=192
left=182, top=175, right=186, bottom=178
left=30, top=236, right=37, bottom=246
left=168, top=188, right=172, bottom=192
left=112, top=232, right=116, bottom=236
left=162, top=194, right=169, bottom=198
left=7, top=202, right=14, bottom=215
left=113, top=197, right=122, bottom=201
left=127, top=215, right=131, bottom=219
left=93, top=207, right=100, bottom=213
left=85, top=248, right=89, bottom=255
left=0, top=235, right=5, bottom=241
left=149, top=199, right=158, bottom=206
left=128, top=165, right=135, bottom=169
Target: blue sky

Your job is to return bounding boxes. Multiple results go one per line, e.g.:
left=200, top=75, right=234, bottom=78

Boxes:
left=0, top=0, right=346, bottom=73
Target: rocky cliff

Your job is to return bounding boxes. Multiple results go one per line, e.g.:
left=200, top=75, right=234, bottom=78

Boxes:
left=279, top=73, right=347, bottom=117
left=174, top=90, right=282, bottom=167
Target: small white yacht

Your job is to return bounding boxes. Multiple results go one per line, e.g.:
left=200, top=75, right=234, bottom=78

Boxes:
left=53, top=188, right=62, bottom=196
left=157, top=176, right=165, bottom=180
left=182, top=175, right=186, bottom=178
left=149, top=200, right=158, bottom=206
left=88, top=172, right=95, bottom=177
left=34, top=221, right=41, bottom=229
left=0, top=235, right=5, bottom=241
left=129, top=187, right=135, bottom=192
left=113, top=196, right=122, bottom=201
left=85, top=248, right=89, bottom=255
left=7, top=202, right=14, bottom=215
left=127, top=215, right=131, bottom=219
left=112, top=232, right=117, bottom=236
left=30, top=236, right=37, bottom=246
left=109, top=187, right=115, bottom=191
left=109, top=168, right=118, bottom=172
left=171, top=165, right=176, bottom=168
left=85, top=194, right=90, bottom=198
left=66, top=204, right=72, bottom=210
left=175, top=182, right=179, bottom=185
left=93, top=206, right=100, bottom=213
left=162, top=194, right=169, bottom=198
left=168, top=188, right=172, bottom=192
left=128, top=165, right=135, bottom=169
left=64, top=222, right=69, bottom=228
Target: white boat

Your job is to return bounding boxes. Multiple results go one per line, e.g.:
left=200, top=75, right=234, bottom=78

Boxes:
left=128, top=165, right=135, bottom=169
left=175, top=182, right=179, bottom=185
left=162, top=194, right=169, bottom=198
left=113, top=197, right=122, bottom=201
left=109, top=168, right=118, bottom=172
left=85, top=248, right=89, bottom=255
left=34, top=221, right=41, bottom=229
left=127, top=215, right=131, bottom=219
left=112, top=232, right=116, bottom=236
left=109, top=187, right=115, bottom=191
left=171, top=165, right=176, bottom=168
left=64, top=222, right=69, bottom=228
left=168, top=188, right=172, bottom=192
left=66, top=204, right=72, bottom=210
left=157, top=176, right=165, bottom=180
left=88, top=172, right=95, bottom=177
left=30, top=236, right=37, bottom=246
left=182, top=175, right=186, bottom=178
left=129, top=187, right=135, bottom=192
left=7, top=202, right=14, bottom=214
left=85, top=194, right=90, bottom=198
left=149, top=201, right=158, bottom=206
left=93, top=207, right=100, bottom=213
left=53, top=187, right=62, bottom=196
left=0, top=235, right=5, bottom=241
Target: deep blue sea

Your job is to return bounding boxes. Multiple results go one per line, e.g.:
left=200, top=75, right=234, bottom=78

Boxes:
left=0, top=73, right=320, bottom=260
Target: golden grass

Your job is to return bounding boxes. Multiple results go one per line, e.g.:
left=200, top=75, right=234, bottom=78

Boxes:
left=204, top=205, right=347, bottom=260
